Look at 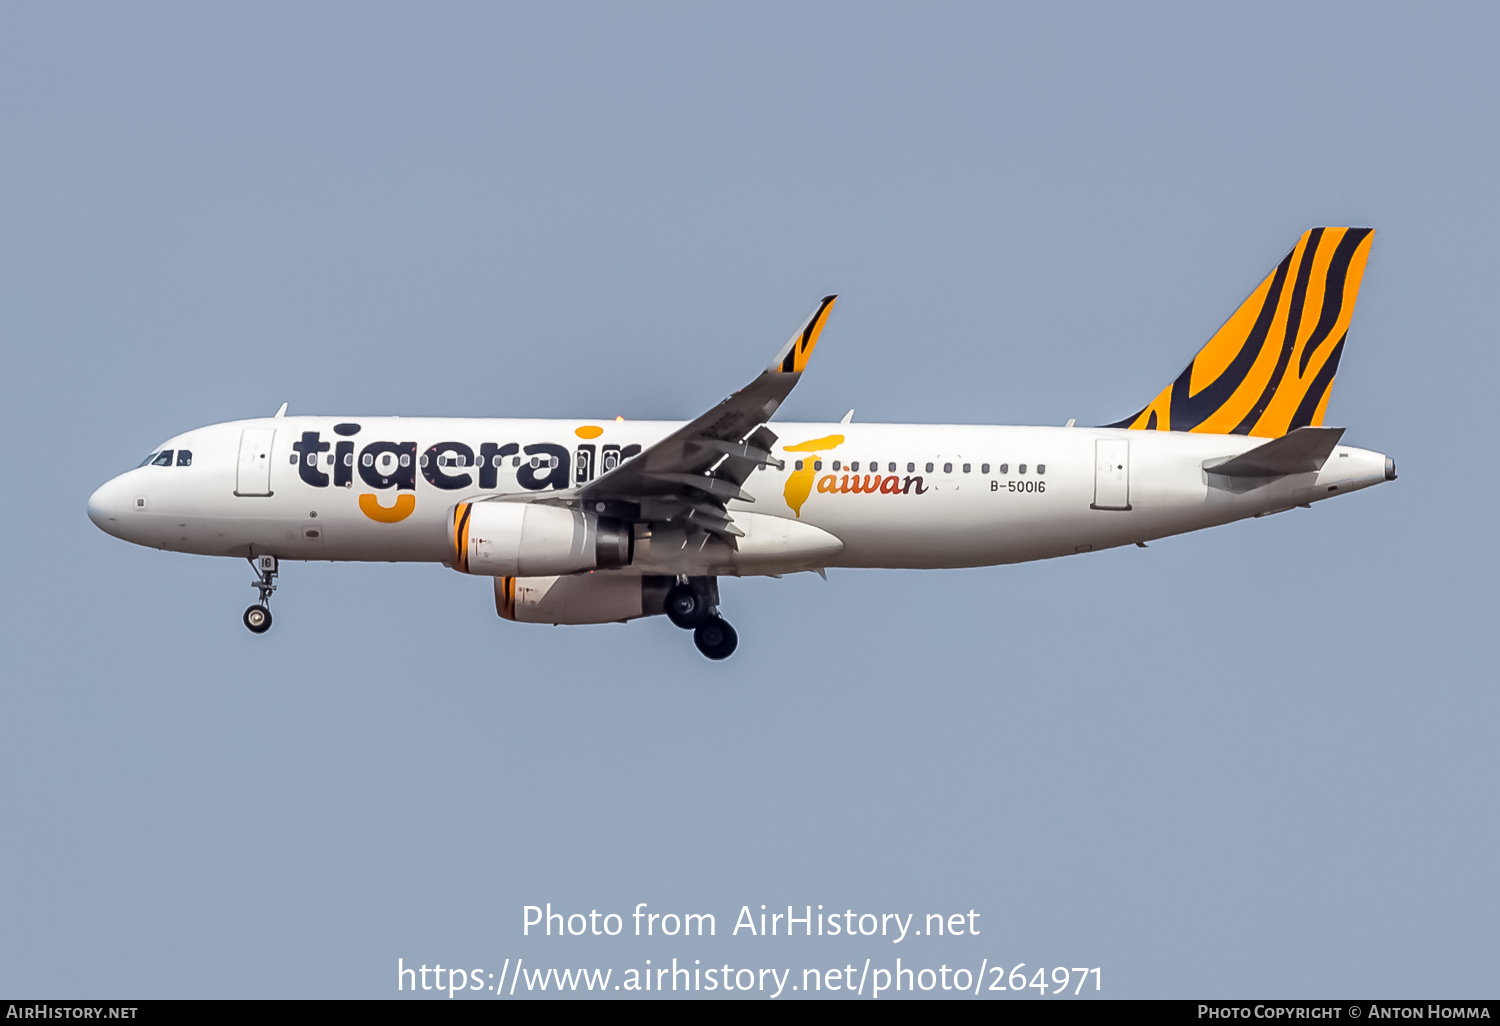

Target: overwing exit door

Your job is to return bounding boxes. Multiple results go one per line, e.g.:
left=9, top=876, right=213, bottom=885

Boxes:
left=1091, top=438, right=1131, bottom=511
left=235, top=428, right=275, bottom=496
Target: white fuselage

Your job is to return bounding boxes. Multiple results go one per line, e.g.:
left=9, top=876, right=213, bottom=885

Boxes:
left=87, top=416, right=1393, bottom=574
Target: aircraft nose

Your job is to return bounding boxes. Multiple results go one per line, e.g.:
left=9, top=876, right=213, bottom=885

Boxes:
left=88, top=475, right=134, bottom=536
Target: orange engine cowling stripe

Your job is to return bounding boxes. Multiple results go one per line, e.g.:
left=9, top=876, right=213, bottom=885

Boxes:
left=454, top=503, right=472, bottom=572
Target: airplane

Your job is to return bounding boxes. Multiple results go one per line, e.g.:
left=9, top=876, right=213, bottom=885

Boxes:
left=88, top=227, right=1394, bottom=660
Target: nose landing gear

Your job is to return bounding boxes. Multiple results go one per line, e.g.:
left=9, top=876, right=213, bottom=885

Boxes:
left=665, top=577, right=738, bottom=660
left=244, top=555, right=278, bottom=634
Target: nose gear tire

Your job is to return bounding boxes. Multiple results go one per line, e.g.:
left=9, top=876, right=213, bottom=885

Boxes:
left=243, top=604, right=272, bottom=634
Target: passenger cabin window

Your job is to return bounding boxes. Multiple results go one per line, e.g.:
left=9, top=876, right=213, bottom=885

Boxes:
left=942, top=462, right=952, bottom=474
left=1018, top=464, right=1027, bottom=474
left=907, top=462, right=916, bottom=473
left=1037, top=464, right=1046, bottom=474
left=888, top=463, right=896, bottom=473
left=925, top=462, right=934, bottom=473
left=176, top=450, right=192, bottom=466
left=795, top=460, right=804, bottom=471
left=999, top=463, right=1009, bottom=474
left=962, top=463, right=970, bottom=474
left=849, top=462, right=858, bottom=472
left=814, top=460, right=823, bottom=471
left=832, top=460, right=842, bottom=471
left=981, top=463, right=990, bottom=474
left=151, top=450, right=174, bottom=467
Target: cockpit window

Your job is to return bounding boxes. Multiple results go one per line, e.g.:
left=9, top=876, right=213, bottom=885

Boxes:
left=138, top=451, right=159, bottom=467
left=176, top=450, right=192, bottom=467
left=151, top=450, right=175, bottom=467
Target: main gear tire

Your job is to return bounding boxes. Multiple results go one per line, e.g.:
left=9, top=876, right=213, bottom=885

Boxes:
left=693, top=616, right=738, bottom=660
left=665, top=583, right=707, bottom=629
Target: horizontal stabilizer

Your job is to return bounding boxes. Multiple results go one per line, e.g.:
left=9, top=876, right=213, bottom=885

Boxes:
left=1206, top=426, right=1344, bottom=478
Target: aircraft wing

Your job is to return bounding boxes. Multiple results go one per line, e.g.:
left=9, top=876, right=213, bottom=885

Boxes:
left=544, top=295, right=837, bottom=538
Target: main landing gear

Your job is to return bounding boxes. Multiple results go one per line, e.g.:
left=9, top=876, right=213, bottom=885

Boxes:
left=243, top=555, right=278, bottom=635
left=665, top=577, right=737, bottom=660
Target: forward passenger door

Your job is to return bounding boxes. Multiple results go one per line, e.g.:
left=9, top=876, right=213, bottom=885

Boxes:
left=235, top=428, right=276, bottom=497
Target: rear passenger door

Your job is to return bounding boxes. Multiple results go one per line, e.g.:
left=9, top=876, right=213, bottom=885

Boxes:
left=1091, top=438, right=1130, bottom=511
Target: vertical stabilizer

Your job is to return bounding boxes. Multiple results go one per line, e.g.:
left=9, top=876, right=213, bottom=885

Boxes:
left=1109, top=227, right=1374, bottom=437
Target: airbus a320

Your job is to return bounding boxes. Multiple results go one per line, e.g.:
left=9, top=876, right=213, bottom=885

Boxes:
left=88, top=228, right=1395, bottom=659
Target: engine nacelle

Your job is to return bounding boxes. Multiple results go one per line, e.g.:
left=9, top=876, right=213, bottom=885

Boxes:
left=496, top=574, right=673, bottom=625
left=449, top=501, right=632, bottom=577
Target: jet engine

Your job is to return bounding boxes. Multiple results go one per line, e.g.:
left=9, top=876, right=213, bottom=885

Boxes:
left=495, top=573, right=673, bottom=625
left=449, top=501, right=632, bottom=577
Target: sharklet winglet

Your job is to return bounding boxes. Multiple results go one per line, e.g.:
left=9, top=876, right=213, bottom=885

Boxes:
left=768, top=295, right=837, bottom=375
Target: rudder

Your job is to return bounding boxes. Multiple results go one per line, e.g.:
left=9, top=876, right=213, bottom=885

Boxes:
left=1108, top=227, right=1374, bottom=437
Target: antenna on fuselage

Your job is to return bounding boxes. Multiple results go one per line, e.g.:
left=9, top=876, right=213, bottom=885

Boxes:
left=273, top=402, right=288, bottom=418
